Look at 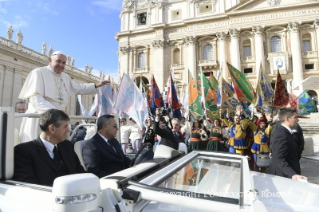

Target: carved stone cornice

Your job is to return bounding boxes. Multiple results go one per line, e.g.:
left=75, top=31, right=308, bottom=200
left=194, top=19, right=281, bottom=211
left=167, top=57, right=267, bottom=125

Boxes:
left=252, top=26, right=265, bottom=35
left=122, top=0, right=164, bottom=11
left=314, top=18, right=319, bottom=30
left=152, top=39, right=169, bottom=48
left=120, top=46, right=131, bottom=54
left=288, top=21, right=302, bottom=33
left=267, top=0, right=281, bottom=7
left=182, top=36, right=197, bottom=45
left=216, top=31, right=228, bottom=40
left=229, top=28, right=241, bottom=38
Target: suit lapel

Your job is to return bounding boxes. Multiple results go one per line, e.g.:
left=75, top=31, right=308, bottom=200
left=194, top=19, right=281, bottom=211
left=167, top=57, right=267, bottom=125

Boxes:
left=97, top=134, right=121, bottom=157
left=109, top=138, right=124, bottom=158
left=281, top=126, right=299, bottom=150
left=58, top=141, right=75, bottom=173
left=35, top=137, right=57, bottom=171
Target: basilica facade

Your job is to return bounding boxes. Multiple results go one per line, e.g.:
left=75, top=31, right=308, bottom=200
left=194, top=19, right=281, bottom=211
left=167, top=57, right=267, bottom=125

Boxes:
left=0, top=30, right=98, bottom=115
left=116, top=0, right=319, bottom=98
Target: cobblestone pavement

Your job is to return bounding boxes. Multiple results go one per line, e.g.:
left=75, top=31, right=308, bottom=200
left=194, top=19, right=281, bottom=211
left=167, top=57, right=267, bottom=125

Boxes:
left=300, top=158, right=319, bottom=185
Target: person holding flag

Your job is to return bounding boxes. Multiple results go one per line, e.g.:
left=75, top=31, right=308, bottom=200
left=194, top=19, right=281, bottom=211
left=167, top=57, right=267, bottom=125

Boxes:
left=249, top=114, right=273, bottom=172
left=221, top=113, right=251, bottom=155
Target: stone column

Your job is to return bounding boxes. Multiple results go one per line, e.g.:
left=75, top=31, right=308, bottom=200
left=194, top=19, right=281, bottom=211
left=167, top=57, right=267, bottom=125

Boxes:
left=229, top=28, right=241, bottom=71
left=188, top=1, right=195, bottom=18
left=314, top=18, right=319, bottom=66
left=120, top=46, right=130, bottom=75
left=183, top=36, right=197, bottom=81
left=286, top=79, right=293, bottom=94
left=252, top=26, right=266, bottom=72
left=152, top=40, right=167, bottom=90
left=145, top=45, right=150, bottom=71
left=158, top=3, right=165, bottom=23
left=216, top=31, right=228, bottom=79
left=288, top=21, right=303, bottom=95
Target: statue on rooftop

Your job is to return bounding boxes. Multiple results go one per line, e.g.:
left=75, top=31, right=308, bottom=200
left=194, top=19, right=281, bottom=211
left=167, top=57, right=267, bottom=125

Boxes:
left=48, top=45, right=53, bottom=57
left=16, top=29, right=23, bottom=44
left=67, top=55, right=71, bottom=65
left=85, top=64, right=89, bottom=72
left=42, top=42, right=47, bottom=54
left=71, top=57, right=75, bottom=66
left=7, top=26, right=13, bottom=40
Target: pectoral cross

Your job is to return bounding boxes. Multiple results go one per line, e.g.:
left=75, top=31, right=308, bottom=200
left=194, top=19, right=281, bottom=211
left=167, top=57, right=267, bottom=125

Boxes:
left=58, top=97, right=63, bottom=105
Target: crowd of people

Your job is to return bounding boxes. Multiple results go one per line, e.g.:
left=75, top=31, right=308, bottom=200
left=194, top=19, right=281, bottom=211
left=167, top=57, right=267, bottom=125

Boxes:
left=11, top=50, right=308, bottom=187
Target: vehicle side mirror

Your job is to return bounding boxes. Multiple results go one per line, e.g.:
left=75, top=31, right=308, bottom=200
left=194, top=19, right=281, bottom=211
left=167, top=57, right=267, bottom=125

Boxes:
left=52, top=173, right=100, bottom=212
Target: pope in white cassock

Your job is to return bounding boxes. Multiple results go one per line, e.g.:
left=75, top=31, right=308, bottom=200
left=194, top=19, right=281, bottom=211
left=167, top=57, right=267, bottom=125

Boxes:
left=18, top=51, right=109, bottom=143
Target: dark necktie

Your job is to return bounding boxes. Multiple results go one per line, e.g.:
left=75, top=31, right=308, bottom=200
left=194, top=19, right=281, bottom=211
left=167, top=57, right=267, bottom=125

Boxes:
left=53, top=146, right=62, bottom=164
left=108, top=139, right=118, bottom=154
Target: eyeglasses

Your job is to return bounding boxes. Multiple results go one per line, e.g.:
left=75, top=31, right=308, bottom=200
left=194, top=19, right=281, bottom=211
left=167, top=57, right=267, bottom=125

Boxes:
left=107, top=124, right=118, bottom=128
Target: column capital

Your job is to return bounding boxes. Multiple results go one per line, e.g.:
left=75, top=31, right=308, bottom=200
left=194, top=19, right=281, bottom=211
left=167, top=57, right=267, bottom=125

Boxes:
left=252, top=25, right=265, bottom=35
left=229, top=28, right=241, bottom=38
left=182, top=36, right=197, bottom=45
left=216, top=31, right=228, bottom=40
left=152, top=39, right=169, bottom=48
left=288, top=21, right=302, bottom=33
left=314, top=18, right=319, bottom=30
left=120, top=46, right=131, bottom=54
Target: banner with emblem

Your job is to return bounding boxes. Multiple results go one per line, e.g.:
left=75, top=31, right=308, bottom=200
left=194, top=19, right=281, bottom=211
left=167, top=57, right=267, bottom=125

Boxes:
left=189, top=70, right=203, bottom=120
left=273, top=56, right=286, bottom=70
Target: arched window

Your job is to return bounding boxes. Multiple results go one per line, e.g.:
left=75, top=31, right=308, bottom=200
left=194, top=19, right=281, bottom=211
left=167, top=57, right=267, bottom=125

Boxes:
left=242, top=39, right=251, bottom=57
left=203, top=44, right=213, bottom=60
left=173, top=48, right=180, bottom=64
left=302, top=33, right=311, bottom=52
left=270, top=36, right=281, bottom=53
left=138, top=52, right=145, bottom=68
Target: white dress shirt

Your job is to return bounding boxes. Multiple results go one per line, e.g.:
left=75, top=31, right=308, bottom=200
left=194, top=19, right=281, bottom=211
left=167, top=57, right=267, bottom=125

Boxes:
left=39, top=136, right=55, bottom=159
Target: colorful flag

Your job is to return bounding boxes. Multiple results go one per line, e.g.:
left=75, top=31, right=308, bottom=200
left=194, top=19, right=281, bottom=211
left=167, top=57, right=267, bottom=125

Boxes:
left=199, top=69, right=218, bottom=112
left=273, top=70, right=289, bottom=107
left=181, top=90, right=189, bottom=118
left=97, top=74, right=114, bottom=116
left=189, top=70, right=203, bottom=120
left=217, top=76, right=234, bottom=107
left=150, top=75, right=164, bottom=114
left=114, top=74, right=148, bottom=129
left=166, top=72, right=182, bottom=110
left=209, top=72, right=218, bottom=91
left=206, top=110, right=220, bottom=121
left=227, top=62, right=255, bottom=103
left=298, top=91, right=316, bottom=115
left=77, top=95, right=89, bottom=116
left=288, top=93, right=298, bottom=112
left=139, top=80, right=151, bottom=106
left=241, top=102, right=251, bottom=117
left=255, top=65, right=274, bottom=113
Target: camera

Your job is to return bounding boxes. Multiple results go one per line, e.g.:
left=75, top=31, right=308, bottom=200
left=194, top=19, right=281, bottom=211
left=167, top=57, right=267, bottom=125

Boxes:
left=158, top=107, right=170, bottom=117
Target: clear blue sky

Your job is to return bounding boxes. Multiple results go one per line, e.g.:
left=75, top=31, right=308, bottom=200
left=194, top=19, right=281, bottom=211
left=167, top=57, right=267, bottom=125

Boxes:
left=0, top=0, right=121, bottom=81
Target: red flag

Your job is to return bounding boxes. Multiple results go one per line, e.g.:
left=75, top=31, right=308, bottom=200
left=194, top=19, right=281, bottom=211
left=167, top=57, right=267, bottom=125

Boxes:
left=287, top=93, right=298, bottom=113
left=273, top=70, right=289, bottom=107
left=150, top=74, right=164, bottom=109
left=167, top=72, right=182, bottom=110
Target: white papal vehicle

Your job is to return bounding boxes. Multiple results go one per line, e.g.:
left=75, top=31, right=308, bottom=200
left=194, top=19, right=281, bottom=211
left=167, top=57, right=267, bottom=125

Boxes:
left=0, top=107, right=319, bottom=212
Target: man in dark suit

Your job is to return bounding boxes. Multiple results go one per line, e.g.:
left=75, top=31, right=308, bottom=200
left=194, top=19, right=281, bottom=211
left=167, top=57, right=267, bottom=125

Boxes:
left=267, top=108, right=307, bottom=180
left=82, top=115, right=131, bottom=178
left=153, top=108, right=180, bottom=150
left=13, top=109, right=85, bottom=186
